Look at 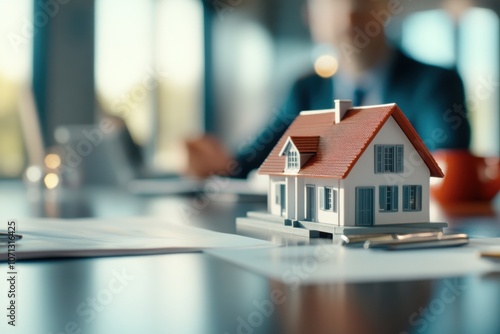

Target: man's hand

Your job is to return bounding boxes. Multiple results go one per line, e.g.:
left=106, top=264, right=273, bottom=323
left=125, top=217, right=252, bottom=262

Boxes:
left=184, top=135, right=234, bottom=179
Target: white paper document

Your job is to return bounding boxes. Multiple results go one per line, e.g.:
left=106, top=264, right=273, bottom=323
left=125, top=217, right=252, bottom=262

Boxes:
left=207, top=240, right=500, bottom=284
left=0, top=217, right=275, bottom=260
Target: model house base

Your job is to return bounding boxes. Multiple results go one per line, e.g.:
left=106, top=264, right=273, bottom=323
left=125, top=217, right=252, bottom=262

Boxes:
left=237, top=211, right=447, bottom=239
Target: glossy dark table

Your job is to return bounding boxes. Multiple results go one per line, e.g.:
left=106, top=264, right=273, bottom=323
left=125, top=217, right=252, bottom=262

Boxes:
left=1, top=181, right=500, bottom=334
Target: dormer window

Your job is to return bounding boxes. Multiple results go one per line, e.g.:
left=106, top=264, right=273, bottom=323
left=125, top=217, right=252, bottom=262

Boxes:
left=279, top=136, right=320, bottom=174
left=287, top=150, right=299, bottom=170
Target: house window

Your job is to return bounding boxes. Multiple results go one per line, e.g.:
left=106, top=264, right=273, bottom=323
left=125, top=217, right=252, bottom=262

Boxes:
left=379, top=186, right=398, bottom=212
left=375, top=145, right=404, bottom=173
left=320, top=187, right=337, bottom=212
left=287, top=150, right=299, bottom=170
left=403, top=185, right=422, bottom=211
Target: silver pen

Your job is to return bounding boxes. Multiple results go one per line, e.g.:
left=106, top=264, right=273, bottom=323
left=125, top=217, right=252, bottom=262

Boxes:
left=341, top=232, right=442, bottom=246
left=364, top=233, right=469, bottom=250
left=0, top=232, right=22, bottom=242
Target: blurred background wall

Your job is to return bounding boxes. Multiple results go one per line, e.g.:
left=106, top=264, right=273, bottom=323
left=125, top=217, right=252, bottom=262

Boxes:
left=0, top=0, right=499, bottom=179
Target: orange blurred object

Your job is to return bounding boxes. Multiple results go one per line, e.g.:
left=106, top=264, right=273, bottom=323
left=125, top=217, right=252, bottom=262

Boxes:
left=431, top=149, right=500, bottom=204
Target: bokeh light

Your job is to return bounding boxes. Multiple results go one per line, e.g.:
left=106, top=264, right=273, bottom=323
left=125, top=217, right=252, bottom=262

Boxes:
left=44, top=173, right=60, bottom=189
left=314, top=55, right=339, bottom=78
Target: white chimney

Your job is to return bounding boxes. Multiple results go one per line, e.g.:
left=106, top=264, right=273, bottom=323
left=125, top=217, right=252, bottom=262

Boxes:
left=334, top=99, right=352, bottom=124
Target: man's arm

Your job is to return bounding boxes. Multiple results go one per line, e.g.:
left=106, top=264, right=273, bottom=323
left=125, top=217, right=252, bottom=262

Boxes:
left=415, top=67, right=471, bottom=151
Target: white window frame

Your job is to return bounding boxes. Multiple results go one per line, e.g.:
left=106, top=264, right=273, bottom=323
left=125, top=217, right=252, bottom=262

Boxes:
left=286, top=149, right=299, bottom=172
left=375, top=145, right=404, bottom=173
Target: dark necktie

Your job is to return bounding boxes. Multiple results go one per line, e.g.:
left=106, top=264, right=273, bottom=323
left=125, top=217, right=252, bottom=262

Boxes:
left=353, top=87, right=366, bottom=106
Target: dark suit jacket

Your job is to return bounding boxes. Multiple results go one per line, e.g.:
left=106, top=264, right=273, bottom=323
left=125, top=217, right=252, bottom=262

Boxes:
left=233, top=50, right=471, bottom=178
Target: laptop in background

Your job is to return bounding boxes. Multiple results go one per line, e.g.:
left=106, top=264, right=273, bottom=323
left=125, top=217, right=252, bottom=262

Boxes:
left=18, top=89, right=265, bottom=197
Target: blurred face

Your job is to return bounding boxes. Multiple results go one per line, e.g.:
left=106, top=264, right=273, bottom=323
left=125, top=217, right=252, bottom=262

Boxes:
left=307, top=0, right=390, bottom=47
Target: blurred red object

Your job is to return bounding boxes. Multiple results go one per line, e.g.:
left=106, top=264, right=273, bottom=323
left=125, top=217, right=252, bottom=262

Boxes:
left=431, top=149, right=500, bottom=204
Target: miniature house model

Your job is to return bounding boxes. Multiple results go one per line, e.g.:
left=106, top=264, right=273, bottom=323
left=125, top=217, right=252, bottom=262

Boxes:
left=238, top=100, right=447, bottom=237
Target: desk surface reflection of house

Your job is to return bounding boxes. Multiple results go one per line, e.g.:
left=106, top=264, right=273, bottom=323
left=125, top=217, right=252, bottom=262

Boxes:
left=237, top=100, right=448, bottom=238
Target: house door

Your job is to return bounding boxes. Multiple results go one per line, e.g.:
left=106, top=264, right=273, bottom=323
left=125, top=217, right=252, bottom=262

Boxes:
left=356, top=187, right=374, bottom=226
left=279, top=184, right=286, bottom=216
left=305, top=185, right=316, bottom=221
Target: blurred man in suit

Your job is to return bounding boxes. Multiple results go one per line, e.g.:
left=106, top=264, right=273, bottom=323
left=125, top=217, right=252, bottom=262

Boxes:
left=185, top=0, right=471, bottom=178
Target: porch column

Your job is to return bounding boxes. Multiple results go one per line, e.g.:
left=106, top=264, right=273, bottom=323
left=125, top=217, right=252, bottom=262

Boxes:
left=295, top=177, right=305, bottom=220
left=285, top=176, right=295, bottom=219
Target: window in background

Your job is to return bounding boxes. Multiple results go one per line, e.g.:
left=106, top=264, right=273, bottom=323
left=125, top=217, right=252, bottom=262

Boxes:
left=0, top=1, right=33, bottom=177
left=95, top=0, right=204, bottom=171
left=95, top=0, right=153, bottom=151
left=458, top=8, right=499, bottom=156
left=402, top=8, right=500, bottom=156
left=212, top=11, right=275, bottom=151
left=209, top=0, right=311, bottom=155
left=155, top=0, right=204, bottom=169
left=402, top=10, right=456, bottom=68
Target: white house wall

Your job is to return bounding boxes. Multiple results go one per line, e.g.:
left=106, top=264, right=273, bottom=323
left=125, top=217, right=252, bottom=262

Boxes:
left=342, top=116, right=431, bottom=226
left=320, top=178, right=341, bottom=225
left=268, top=175, right=297, bottom=219
left=338, top=179, right=346, bottom=226
left=268, top=175, right=342, bottom=224
left=299, top=177, right=341, bottom=225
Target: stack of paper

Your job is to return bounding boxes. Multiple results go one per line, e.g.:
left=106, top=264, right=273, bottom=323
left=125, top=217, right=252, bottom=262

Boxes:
left=207, top=239, right=500, bottom=283
left=0, top=217, right=275, bottom=260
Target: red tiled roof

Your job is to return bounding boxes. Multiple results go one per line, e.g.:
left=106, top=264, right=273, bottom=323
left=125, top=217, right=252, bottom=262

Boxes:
left=259, top=104, right=444, bottom=179
left=280, top=136, right=320, bottom=154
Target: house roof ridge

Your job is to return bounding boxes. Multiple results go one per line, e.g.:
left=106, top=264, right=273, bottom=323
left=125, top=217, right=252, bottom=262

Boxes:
left=259, top=102, right=443, bottom=179
left=289, top=135, right=320, bottom=139
left=349, top=102, right=397, bottom=109
left=299, top=103, right=397, bottom=115
left=299, top=109, right=335, bottom=115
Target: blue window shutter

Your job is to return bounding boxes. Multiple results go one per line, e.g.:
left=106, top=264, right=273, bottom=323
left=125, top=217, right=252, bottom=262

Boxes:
left=356, top=188, right=360, bottom=215
left=396, top=145, right=404, bottom=173
left=375, top=146, right=383, bottom=173
left=380, top=146, right=383, bottom=173
left=379, top=186, right=386, bottom=210
left=393, top=186, right=399, bottom=211
left=333, top=189, right=338, bottom=212
left=319, top=187, right=325, bottom=210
